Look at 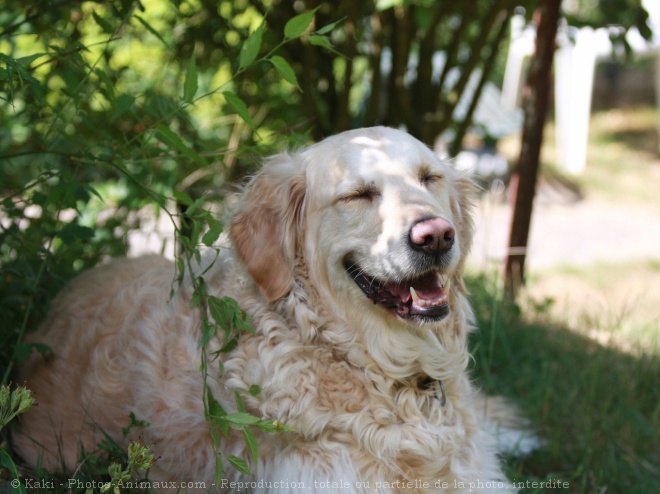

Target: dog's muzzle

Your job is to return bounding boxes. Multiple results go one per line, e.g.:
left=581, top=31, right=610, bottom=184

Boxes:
left=345, top=261, right=451, bottom=322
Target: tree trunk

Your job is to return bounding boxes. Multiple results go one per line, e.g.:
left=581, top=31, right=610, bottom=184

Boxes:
left=504, top=0, right=561, bottom=298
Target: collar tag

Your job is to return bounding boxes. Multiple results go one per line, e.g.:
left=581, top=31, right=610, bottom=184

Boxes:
left=422, top=377, right=447, bottom=406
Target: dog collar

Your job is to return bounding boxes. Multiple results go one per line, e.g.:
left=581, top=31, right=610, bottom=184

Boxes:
left=421, top=377, right=447, bottom=406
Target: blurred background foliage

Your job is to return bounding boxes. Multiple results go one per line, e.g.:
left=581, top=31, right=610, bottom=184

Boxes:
left=0, top=0, right=651, bottom=390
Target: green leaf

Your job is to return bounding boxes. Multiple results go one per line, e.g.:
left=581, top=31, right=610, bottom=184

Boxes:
left=0, top=53, right=45, bottom=101
left=96, top=68, right=116, bottom=100
left=172, top=190, right=193, bottom=206
left=115, top=94, right=135, bottom=116
left=236, top=311, right=254, bottom=334
left=212, top=416, right=230, bottom=438
left=208, top=296, right=231, bottom=329
left=92, top=11, right=113, bottom=34
left=224, top=412, right=260, bottom=428
left=315, top=17, right=345, bottom=35
left=309, top=35, right=344, bottom=57
left=234, top=390, right=246, bottom=413
left=57, top=223, right=95, bottom=245
left=72, top=184, right=91, bottom=202
left=309, top=35, right=333, bottom=50
left=183, top=56, right=198, bottom=103
left=202, top=219, right=223, bottom=247
left=32, top=343, right=52, bottom=359
left=248, top=384, right=261, bottom=397
left=208, top=391, right=227, bottom=418
left=222, top=91, right=255, bottom=130
left=200, top=320, right=217, bottom=348
left=184, top=194, right=207, bottom=218
left=269, top=56, right=300, bottom=90
left=211, top=297, right=236, bottom=337
left=190, top=277, right=207, bottom=309
left=155, top=124, right=188, bottom=153
left=154, top=124, right=204, bottom=165
left=135, top=15, right=170, bottom=48
left=239, top=24, right=263, bottom=69
left=227, top=455, right=251, bottom=475
left=215, top=455, right=224, bottom=486
left=284, top=8, right=318, bottom=39
left=243, top=428, right=258, bottom=469
left=175, top=257, right=185, bottom=288
left=12, top=343, right=32, bottom=363
left=85, top=185, right=102, bottom=202
left=208, top=296, right=253, bottom=338
left=49, top=182, right=78, bottom=209
left=0, top=447, right=27, bottom=494
left=16, top=53, right=47, bottom=67
left=219, top=336, right=238, bottom=354
left=208, top=390, right=230, bottom=435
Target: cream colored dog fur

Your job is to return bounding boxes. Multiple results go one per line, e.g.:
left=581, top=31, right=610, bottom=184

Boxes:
left=14, top=127, right=514, bottom=492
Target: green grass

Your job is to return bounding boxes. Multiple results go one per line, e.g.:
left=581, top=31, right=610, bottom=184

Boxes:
left=467, top=272, right=660, bottom=494
left=524, top=260, right=660, bottom=357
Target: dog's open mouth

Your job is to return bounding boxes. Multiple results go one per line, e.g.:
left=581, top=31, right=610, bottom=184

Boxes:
left=345, top=261, right=450, bottom=321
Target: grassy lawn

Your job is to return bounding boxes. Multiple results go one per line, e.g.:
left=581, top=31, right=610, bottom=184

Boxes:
left=470, top=107, right=660, bottom=493
left=571, top=107, right=660, bottom=206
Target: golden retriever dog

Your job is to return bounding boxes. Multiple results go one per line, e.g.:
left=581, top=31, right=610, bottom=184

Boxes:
left=14, top=127, right=515, bottom=492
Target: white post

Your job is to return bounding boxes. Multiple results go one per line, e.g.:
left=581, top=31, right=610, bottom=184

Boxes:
left=655, top=52, right=660, bottom=153
left=554, top=27, right=600, bottom=175
left=501, top=15, right=535, bottom=110
left=554, top=24, right=573, bottom=172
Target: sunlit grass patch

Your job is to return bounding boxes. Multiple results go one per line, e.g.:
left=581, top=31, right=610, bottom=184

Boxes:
left=524, top=260, right=660, bottom=357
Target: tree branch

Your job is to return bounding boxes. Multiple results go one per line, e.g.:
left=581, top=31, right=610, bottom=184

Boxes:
left=450, top=7, right=513, bottom=155
left=505, top=0, right=561, bottom=297
left=436, top=0, right=509, bottom=137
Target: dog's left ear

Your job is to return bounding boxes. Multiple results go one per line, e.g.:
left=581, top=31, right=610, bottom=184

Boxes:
left=229, top=153, right=306, bottom=302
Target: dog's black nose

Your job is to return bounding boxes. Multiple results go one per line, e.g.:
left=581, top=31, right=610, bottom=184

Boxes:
left=409, top=217, right=455, bottom=255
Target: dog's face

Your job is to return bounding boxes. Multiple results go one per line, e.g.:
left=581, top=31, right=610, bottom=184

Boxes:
left=230, top=127, right=475, bottom=326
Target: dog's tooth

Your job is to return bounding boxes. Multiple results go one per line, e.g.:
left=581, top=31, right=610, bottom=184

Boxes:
left=410, top=286, right=420, bottom=303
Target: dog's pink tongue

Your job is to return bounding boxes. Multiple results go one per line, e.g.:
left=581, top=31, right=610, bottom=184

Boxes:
left=388, top=271, right=445, bottom=302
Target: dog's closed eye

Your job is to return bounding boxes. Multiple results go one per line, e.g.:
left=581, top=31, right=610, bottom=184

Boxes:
left=340, top=183, right=381, bottom=203
left=419, top=167, right=444, bottom=187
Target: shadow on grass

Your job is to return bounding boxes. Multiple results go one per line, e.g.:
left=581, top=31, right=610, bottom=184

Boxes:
left=467, top=273, right=660, bottom=494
